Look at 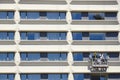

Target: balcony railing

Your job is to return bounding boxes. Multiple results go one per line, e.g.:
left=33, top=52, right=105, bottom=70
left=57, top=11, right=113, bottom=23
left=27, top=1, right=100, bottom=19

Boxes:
left=70, top=0, right=118, bottom=5
left=19, top=0, right=67, bottom=4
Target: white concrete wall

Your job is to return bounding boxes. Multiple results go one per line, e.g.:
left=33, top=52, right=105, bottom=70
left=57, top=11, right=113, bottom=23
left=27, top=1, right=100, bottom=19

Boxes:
left=0, top=0, right=120, bottom=80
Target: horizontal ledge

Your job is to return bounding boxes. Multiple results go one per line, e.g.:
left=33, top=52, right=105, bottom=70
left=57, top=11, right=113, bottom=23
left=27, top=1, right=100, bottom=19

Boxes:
left=19, top=20, right=67, bottom=24
left=71, top=20, right=119, bottom=25
left=19, top=61, right=69, bottom=66
left=0, top=40, right=15, bottom=45
left=72, top=40, right=119, bottom=45
left=19, top=0, right=67, bottom=4
left=0, top=61, right=15, bottom=66
left=73, top=61, right=120, bottom=66
left=0, top=0, right=15, bottom=3
left=0, top=20, right=15, bottom=24
left=73, top=61, right=89, bottom=66
left=70, top=0, right=117, bottom=5
left=20, top=40, right=68, bottom=45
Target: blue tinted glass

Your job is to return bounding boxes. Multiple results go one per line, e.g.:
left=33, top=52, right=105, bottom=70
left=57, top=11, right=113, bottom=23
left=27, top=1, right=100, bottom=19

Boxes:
left=84, top=74, right=90, bottom=79
left=108, top=53, right=119, bottom=58
left=0, top=32, right=7, bottom=40
left=0, top=12, right=7, bottom=19
left=47, top=33, right=59, bottom=40
left=8, top=32, right=14, bottom=40
left=28, top=74, right=40, bottom=80
left=34, top=32, right=40, bottom=40
left=89, top=13, right=104, bottom=20
left=61, top=53, right=67, bottom=60
left=8, top=74, right=14, bottom=80
left=106, top=32, right=118, bottom=37
left=89, top=13, right=94, bottom=20
left=21, top=32, right=26, bottom=40
left=73, top=33, right=82, bottom=40
left=82, top=32, right=89, bottom=37
left=21, top=74, right=26, bottom=80
left=27, top=32, right=35, bottom=40
left=60, top=33, right=66, bottom=40
left=62, top=74, right=68, bottom=80
left=72, top=12, right=81, bottom=20
left=0, top=53, right=7, bottom=61
left=27, top=12, right=39, bottom=19
left=47, top=12, right=59, bottom=19
left=90, top=33, right=105, bottom=40
left=21, top=53, right=27, bottom=61
left=82, top=12, right=88, bottom=17
left=8, top=53, right=14, bottom=61
left=74, top=74, right=84, bottom=80
left=28, top=53, right=40, bottom=61
left=105, top=12, right=117, bottom=17
left=73, top=53, right=83, bottom=61
left=48, top=74, right=60, bottom=80
left=48, top=53, right=60, bottom=61
left=20, top=12, right=26, bottom=19
left=8, top=12, right=14, bottom=19
left=100, top=76, right=106, bottom=80
left=60, top=12, right=66, bottom=19
left=108, top=74, right=120, bottom=78
left=0, top=74, right=7, bottom=79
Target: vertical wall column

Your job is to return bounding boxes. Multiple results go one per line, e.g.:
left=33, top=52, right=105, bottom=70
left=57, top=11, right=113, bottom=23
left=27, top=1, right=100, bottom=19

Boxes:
left=14, top=1, right=21, bottom=80
left=66, top=0, right=74, bottom=80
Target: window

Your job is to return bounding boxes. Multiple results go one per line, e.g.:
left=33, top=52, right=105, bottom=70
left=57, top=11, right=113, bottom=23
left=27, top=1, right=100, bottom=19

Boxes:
left=41, top=74, right=48, bottom=79
left=20, top=32, right=26, bottom=40
left=27, top=32, right=35, bottom=40
left=72, top=12, right=81, bottom=20
left=20, top=12, right=26, bottom=19
left=73, top=32, right=82, bottom=40
left=108, top=74, right=120, bottom=79
left=74, top=74, right=84, bottom=80
left=0, top=32, right=14, bottom=40
left=40, top=12, right=47, bottom=19
left=48, top=53, right=60, bottom=61
left=59, top=12, right=66, bottom=19
left=47, top=33, right=59, bottom=40
left=90, top=33, right=105, bottom=40
left=82, top=32, right=89, bottom=37
left=105, top=12, right=117, bottom=17
left=40, top=32, right=47, bottom=37
left=28, top=53, right=40, bottom=61
left=89, top=13, right=104, bottom=20
left=73, top=53, right=83, bottom=61
left=0, top=52, right=14, bottom=61
left=81, top=12, right=88, bottom=17
left=0, top=11, right=14, bottom=19
left=106, top=32, right=118, bottom=37
left=47, top=12, right=59, bottom=19
left=21, top=52, right=27, bottom=61
left=40, top=53, right=47, bottom=58
left=27, top=12, right=39, bottom=19
left=28, top=74, right=40, bottom=80
left=60, top=53, right=67, bottom=60
left=0, top=74, right=14, bottom=80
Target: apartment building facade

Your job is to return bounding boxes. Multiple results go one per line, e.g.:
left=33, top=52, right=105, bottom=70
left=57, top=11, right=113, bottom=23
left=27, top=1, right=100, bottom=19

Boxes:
left=0, top=0, right=120, bottom=80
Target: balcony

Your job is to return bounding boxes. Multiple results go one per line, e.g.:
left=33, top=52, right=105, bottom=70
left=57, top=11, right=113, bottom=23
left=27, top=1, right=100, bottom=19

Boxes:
left=19, top=19, right=67, bottom=24
left=0, top=61, right=15, bottom=66
left=19, top=61, right=68, bottom=66
left=19, top=0, right=66, bottom=4
left=0, top=40, right=15, bottom=45
left=70, top=0, right=117, bottom=5
left=0, top=19, right=15, bottom=24
left=72, top=61, right=89, bottom=66
left=0, top=0, right=15, bottom=3
left=71, top=20, right=118, bottom=25
left=20, top=40, right=68, bottom=45
left=72, top=40, right=119, bottom=45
